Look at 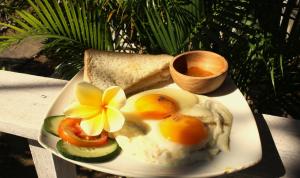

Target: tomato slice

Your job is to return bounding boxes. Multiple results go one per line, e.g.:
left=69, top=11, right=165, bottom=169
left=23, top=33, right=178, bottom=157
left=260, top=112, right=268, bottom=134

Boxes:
left=58, top=118, right=108, bottom=147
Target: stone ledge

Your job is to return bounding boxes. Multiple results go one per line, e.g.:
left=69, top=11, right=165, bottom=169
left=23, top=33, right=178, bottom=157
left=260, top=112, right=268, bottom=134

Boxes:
left=0, top=37, right=44, bottom=59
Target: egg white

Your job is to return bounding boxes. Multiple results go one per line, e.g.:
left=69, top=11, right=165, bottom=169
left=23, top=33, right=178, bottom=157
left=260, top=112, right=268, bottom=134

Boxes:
left=114, top=87, right=233, bottom=166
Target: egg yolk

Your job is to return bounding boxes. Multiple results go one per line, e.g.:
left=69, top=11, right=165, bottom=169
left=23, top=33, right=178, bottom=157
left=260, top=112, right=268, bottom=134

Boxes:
left=159, top=114, right=208, bottom=145
left=135, top=94, right=179, bottom=119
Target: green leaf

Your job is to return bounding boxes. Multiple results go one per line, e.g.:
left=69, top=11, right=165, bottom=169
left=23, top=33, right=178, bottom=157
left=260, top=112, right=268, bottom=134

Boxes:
left=145, top=9, right=166, bottom=51
left=270, top=64, right=275, bottom=90
left=35, top=0, right=60, bottom=34
left=280, top=54, right=284, bottom=77
left=53, top=0, right=71, bottom=37
left=69, top=1, right=82, bottom=42
left=30, top=34, right=77, bottom=42
left=97, top=11, right=101, bottom=50
left=152, top=9, right=174, bottom=53
left=82, top=2, right=90, bottom=47
left=88, top=10, right=94, bottom=48
left=0, top=22, right=26, bottom=33
left=16, top=10, right=45, bottom=32
left=92, top=10, right=97, bottom=49
left=11, top=16, right=31, bottom=31
left=62, top=0, right=77, bottom=40
left=0, top=36, right=22, bottom=39
left=166, top=12, right=176, bottom=52
left=26, top=0, right=53, bottom=33
left=77, top=5, right=86, bottom=46
left=43, top=0, right=66, bottom=36
left=104, top=22, right=113, bottom=50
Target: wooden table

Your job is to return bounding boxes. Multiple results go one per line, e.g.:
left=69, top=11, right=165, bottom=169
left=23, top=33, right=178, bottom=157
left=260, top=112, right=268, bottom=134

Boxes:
left=0, top=70, right=299, bottom=178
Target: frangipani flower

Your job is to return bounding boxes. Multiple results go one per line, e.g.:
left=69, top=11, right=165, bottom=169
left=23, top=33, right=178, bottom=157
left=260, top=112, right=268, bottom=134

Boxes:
left=64, top=82, right=126, bottom=136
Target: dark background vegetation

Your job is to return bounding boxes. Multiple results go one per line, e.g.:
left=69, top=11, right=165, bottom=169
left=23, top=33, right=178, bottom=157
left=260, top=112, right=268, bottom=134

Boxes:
left=0, top=0, right=299, bottom=177
left=1, top=0, right=299, bottom=119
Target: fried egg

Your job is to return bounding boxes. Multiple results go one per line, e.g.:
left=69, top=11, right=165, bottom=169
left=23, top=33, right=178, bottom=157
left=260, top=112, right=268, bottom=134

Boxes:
left=113, top=87, right=233, bottom=166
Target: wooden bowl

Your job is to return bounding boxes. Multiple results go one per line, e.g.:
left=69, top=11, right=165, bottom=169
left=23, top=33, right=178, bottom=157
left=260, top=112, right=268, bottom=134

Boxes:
left=169, top=50, right=228, bottom=94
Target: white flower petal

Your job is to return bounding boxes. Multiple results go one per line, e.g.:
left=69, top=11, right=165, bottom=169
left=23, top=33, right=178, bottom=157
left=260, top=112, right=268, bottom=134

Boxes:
left=75, top=82, right=102, bottom=106
left=102, top=86, right=126, bottom=109
left=64, top=102, right=99, bottom=118
left=80, top=114, right=104, bottom=136
left=103, top=106, right=125, bottom=132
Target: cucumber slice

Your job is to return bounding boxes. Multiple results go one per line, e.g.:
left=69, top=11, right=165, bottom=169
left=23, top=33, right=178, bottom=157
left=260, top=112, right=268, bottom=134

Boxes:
left=56, top=139, right=120, bottom=162
left=43, top=115, right=65, bottom=136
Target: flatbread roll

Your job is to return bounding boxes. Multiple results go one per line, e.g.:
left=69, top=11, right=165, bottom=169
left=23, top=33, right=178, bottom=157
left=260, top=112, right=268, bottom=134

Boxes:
left=84, top=49, right=173, bottom=94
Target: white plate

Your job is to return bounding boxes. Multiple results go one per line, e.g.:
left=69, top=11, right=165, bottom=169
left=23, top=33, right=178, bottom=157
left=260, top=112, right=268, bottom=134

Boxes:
left=38, top=71, right=262, bottom=178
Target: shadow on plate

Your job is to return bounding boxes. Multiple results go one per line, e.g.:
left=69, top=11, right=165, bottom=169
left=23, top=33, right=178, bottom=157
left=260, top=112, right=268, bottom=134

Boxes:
left=226, top=114, right=286, bottom=178
left=206, top=77, right=238, bottom=97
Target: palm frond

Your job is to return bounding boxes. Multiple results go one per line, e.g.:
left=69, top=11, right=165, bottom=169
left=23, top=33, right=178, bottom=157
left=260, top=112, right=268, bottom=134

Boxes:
left=11, top=16, right=32, bottom=31
left=134, top=0, right=204, bottom=54
left=0, top=0, right=113, bottom=80
left=16, top=10, right=47, bottom=32
left=141, top=2, right=195, bottom=55
left=26, top=0, right=54, bottom=33
left=0, top=22, right=26, bottom=33
left=43, top=0, right=67, bottom=36
left=53, top=0, right=71, bottom=37
left=62, top=0, right=77, bottom=40
left=185, top=0, right=205, bottom=20
left=0, top=0, right=113, bottom=51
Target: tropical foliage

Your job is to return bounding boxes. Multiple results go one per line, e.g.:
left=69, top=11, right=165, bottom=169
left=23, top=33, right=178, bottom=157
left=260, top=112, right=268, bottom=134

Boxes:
left=0, top=0, right=299, bottom=118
